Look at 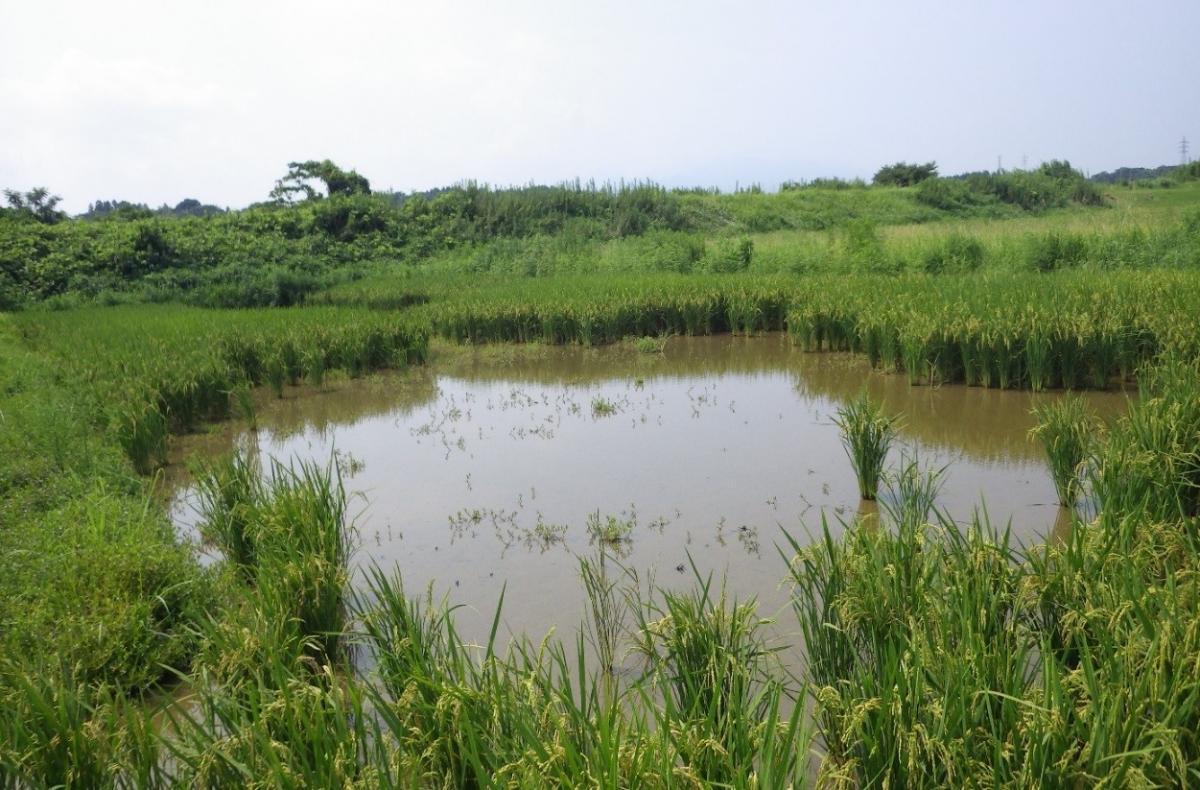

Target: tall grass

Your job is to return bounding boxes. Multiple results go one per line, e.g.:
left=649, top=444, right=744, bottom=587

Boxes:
left=832, top=391, right=899, bottom=499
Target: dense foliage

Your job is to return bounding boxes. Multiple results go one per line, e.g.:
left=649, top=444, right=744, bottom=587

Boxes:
left=872, top=161, right=938, bottom=186
left=0, top=170, right=1136, bottom=310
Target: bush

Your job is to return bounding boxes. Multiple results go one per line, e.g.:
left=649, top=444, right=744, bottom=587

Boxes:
left=915, top=178, right=986, bottom=212
left=1027, top=232, right=1089, bottom=272
left=700, top=237, right=753, bottom=273
left=836, top=218, right=895, bottom=273
left=873, top=161, right=938, bottom=187
left=922, top=233, right=985, bottom=274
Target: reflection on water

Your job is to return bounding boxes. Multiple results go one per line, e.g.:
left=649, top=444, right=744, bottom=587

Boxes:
left=165, top=334, right=1130, bottom=647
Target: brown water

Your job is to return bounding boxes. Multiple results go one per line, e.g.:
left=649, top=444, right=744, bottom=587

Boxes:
left=166, top=334, right=1130, bottom=653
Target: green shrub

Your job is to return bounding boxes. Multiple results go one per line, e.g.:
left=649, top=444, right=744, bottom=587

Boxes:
left=922, top=232, right=985, bottom=273
left=700, top=236, right=753, bottom=273
left=1027, top=231, right=1089, bottom=272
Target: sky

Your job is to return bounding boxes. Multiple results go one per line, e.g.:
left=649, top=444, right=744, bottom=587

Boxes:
left=1, top=0, right=1197, bottom=213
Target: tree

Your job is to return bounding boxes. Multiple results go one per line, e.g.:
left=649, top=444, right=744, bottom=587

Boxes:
left=3, top=187, right=66, bottom=223
left=269, top=160, right=371, bottom=203
left=872, top=162, right=938, bottom=187
left=1037, top=160, right=1082, bottom=180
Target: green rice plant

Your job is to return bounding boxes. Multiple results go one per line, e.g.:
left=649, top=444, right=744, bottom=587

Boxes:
left=633, top=335, right=667, bottom=353
left=303, top=348, right=326, bottom=389
left=0, top=662, right=165, bottom=788
left=783, top=513, right=1044, bottom=786
left=263, top=351, right=287, bottom=398
left=1025, top=330, right=1052, bottom=391
left=832, top=391, right=899, bottom=500
left=195, top=451, right=354, bottom=662
left=230, top=381, right=257, bottom=431
left=899, top=331, right=928, bottom=385
left=1029, top=394, right=1098, bottom=506
left=579, top=548, right=628, bottom=676
left=1090, top=357, right=1200, bottom=520
left=113, top=399, right=169, bottom=474
left=880, top=453, right=946, bottom=529
left=192, top=450, right=264, bottom=577
left=628, top=560, right=807, bottom=785
left=165, top=654, right=383, bottom=788
left=255, top=457, right=355, bottom=663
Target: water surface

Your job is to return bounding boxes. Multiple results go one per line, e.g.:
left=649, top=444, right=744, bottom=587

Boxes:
left=167, top=335, right=1129, bottom=650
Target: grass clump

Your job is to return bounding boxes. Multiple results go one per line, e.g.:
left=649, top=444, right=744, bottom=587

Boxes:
left=832, top=390, right=900, bottom=500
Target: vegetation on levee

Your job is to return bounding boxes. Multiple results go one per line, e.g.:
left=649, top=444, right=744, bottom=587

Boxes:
left=9, top=159, right=1200, bottom=311
left=0, top=305, right=426, bottom=705
left=2, top=159, right=1200, bottom=785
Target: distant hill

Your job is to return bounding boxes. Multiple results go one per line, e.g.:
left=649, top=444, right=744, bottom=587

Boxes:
left=1090, top=165, right=1178, bottom=183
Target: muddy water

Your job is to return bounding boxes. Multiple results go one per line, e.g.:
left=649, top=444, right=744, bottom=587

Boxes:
left=166, top=335, right=1130, bottom=654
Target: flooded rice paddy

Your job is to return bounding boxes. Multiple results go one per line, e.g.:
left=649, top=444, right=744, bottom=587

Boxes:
left=167, top=334, right=1129, bottom=651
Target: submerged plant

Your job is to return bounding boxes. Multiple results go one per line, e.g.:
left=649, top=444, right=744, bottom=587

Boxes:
left=1029, top=394, right=1098, bottom=506
left=832, top=391, right=900, bottom=500
left=633, top=335, right=667, bottom=354
left=586, top=511, right=634, bottom=546
left=591, top=395, right=618, bottom=417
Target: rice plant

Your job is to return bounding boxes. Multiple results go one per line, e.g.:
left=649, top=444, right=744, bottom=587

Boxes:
left=230, top=381, right=257, bottom=431
left=264, top=351, right=287, bottom=398
left=628, top=560, right=806, bottom=785
left=0, top=663, right=165, bottom=787
left=579, top=548, right=628, bottom=676
left=1029, top=394, right=1098, bottom=506
left=192, top=450, right=263, bottom=576
left=832, top=390, right=900, bottom=500
left=880, top=453, right=946, bottom=528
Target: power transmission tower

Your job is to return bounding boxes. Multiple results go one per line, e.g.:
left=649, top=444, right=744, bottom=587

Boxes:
left=1182, top=136, right=1191, bottom=165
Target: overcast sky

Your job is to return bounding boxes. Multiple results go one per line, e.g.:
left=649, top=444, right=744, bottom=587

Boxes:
left=2, top=0, right=1197, bottom=212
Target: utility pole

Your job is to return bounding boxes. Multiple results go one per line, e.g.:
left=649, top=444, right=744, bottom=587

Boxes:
left=1182, top=136, right=1191, bottom=165
left=1022, top=153, right=1028, bottom=170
